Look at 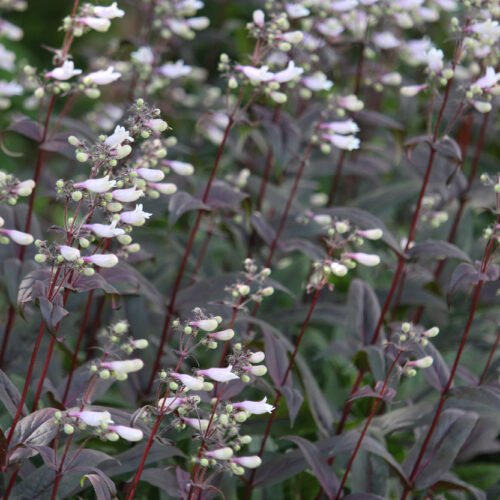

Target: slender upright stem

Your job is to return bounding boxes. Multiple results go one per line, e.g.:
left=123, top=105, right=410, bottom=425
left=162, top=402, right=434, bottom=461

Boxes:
left=479, top=328, right=500, bottom=385
left=334, top=352, right=402, bottom=499
left=146, top=97, right=243, bottom=393
left=244, top=287, right=321, bottom=499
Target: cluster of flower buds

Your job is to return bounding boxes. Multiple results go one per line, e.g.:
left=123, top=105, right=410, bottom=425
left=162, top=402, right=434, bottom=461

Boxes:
left=98, top=320, right=149, bottom=355
left=63, top=2, right=124, bottom=37
left=420, top=194, right=449, bottom=228
left=223, top=259, right=274, bottom=309
left=91, top=358, right=144, bottom=381
left=0, top=171, right=35, bottom=204
left=304, top=216, right=383, bottom=288
left=54, top=409, right=143, bottom=442
left=0, top=171, right=35, bottom=246
left=317, top=117, right=361, bottom=153
left=388, top=322, right=438, bottom=377
left=0, top=0, right=25, bottom=108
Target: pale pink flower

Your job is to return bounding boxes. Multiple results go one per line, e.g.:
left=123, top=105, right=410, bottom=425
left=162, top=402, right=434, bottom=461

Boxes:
left=148, top=182, right=177, bottom=195
left=473, top=67, right=500, bottom=90
left=0, top=229, right=34, bottom=245
left=108, top=425, right=143, bottom=441
left=301, top=72, right=333, bottom=91
left=285, top=4, right=310, bottom=18
left=77, top=16, right=111, bottom=32
left=189, top=318, right=219, bottom=332
left=373, top=32, right=401, bottom=50
left=68, top=410, right=113, bottom=426
left=183, top=417, right=209, bottom=431
left=205, top=447, right=233, bottom=460
left=101, top=359, right=144, bottom=373
left=232, top=397, right=274, bottom=415
left=273, top=61, right=304, bottom=83
left=426, top=48, right=443, bottom=73
left=74, top=175, right=116, bottom=193
left=235, top=65, right=274, bottom=82
left=133, top=168, right=165, bottom=182
left=157, top=60, right=192, bottom=79
left=46, top=60, right=82, bottom=81
left=320, top=119, right=359, bottom=135
left=83, top=220, right=125, bottom=238
left=231, top=456, right=262, bottom=468
left=94, top=2, right=125, bottom=19
left=111, top=186, right=144, bottom=202
left=208, top=329, right=234, bottom=341
left=162, top=160, right=194, bottom=176
left=83, top=253, right=119, bottom=268
left=170, top=372, right=205, bottom=391
left=105, top=125, right=133, bottom=149
left=322, top=133, right=360, bottom=151
left=345, top=252, right=381, bottom=266
left=253, top=9, right=265, bottom=27
left=408, top=356, right=433, bottom=368
left=120, top=204, right=152, bottom=226
left=248, top=351, right=265, bottom=363
left=85, top=66, right=121, bottom=85
left=357, top=229, right=383, bottom=240
left=330, top=0, right=358, bottom=11
left=58, top=245, right=81, bottom=261
left=196, top=365, right=239, bottom=383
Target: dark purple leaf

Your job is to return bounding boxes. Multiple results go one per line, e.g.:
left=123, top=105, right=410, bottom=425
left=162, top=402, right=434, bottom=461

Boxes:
left=344, top=495, right=387, bottom=500
left=409, top=240, right=471, bottom=263
left=251, top=213, right=276, bottom=246
left=6, top=117, right=42, bottom=141
left=283, top=435, right=339, bottom=499
left=280, top=386, right=304, bottom=426
left=263, top=327, right=290, bottom=388
left=79, top=469, right=117, bottom=500
left=348, top=383, right=395, bottom=403
left=346, top=279, right=383, bottom=346
left=279, top=238, right=327, bottom=260
left=139, top=468, right=181, bottom=496
left=200, top=180, right=248, bottom=209
left=168, top=191, right=210, bottom=227
left=0, top=368, right=27, bottom=419
left=403, top=409, right=478, bottom=489
left=412, top=342, right=451, bottom=392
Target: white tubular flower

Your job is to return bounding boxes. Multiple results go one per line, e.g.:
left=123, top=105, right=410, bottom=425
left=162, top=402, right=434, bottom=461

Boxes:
left=111, top=186, right=144, bottom=202
left=189, top=318, right=218, bottom=332
left=83, top=220, right=125, bottom=238
left=68, top=410, right=113, bottom=426
left=373, top=31, right=401, bottom=50
left=170, top=372, right=205, bottom=391
left=245, top=365, right=267, bottom=377
left=131, top=339, right=148, bottom=349
left=157, top=60, right=192, bottom=79
left=338, top=95, right=364, bottom=111
left=279, top=31, right=303, bottom=45
left=78, top=16, right=111, bottom=32
left=196, top=365, right=239, bottom=383
left=322, top=133, right=360, bottom=151
left=58, top=245, right=81, bottom=261
left=473, top=67, right=500, bottom=90
left=85, top=66, right=121, bottom=85
left=183, top=417, right=209, bottom=432
left=157, top=396, right=185, bottom=412
left=146, top=119, right=168, bottom=132
left=0, top=44, right=15, bottom=72
left=301, top=72, right=333, bottom=91
left=345, top=252, right=381, bottom=266
left=45, top=60, right=82, bottom=81
left=400, top=84, right=428, bottom=97
left=330, top=262, right=348, bottom=277
left=131, top=46, right=154, bottom=65
left=186, top=17, right=210, bottom=30
left=94, top=2, right=125, bottom=18
left=467, top=20, right=500, bottom=44
left=208, top=329, right=234, bottom=341
left=74, top=175, right=116, bottom=193
left=381, top=72, right=402, bottom=86
left=148, top=182, right=177, bottom=195
left=285, top=3, right=310, bottom=18
left=162, top=160, right=195, bottom=176
left=1, top=229, right=34, bottom=245
left=273, top=61, right=304, bottom=83
left=426, top=48, right=443, bottom=74
left=252, top=9, right=265, bottom=27
left=470, top=100, right=492, bottom=114
left=423, top=327, right=439, bottom=338
left=408, top=356, right=434, bottom=369
left=235, top=65, right=274, bottom=83
left=83, top=253, right=119, bottom=268
left=101, top=359, right=144, bottom=374
left=105, top=125, right=133, bottom=149
left=108, top=425, right=143, bottom=441
left=134, top=168, right=165, bottom=182
left=248, top=351, right=265, bottom=363
left=320, top=119, right=359, bottom=135
left=232, top=397, right=274, bottom=415
left=205, top=447, right=233, bottom=460
left=313, top=214, right=332, bottom=225
left=357, top=228, right=383, bottom=240
left=120, top=204, right=152, bottom=226
left=231, top=456, right=262, bottom=469
left=0, top=81, right=23, bottom=96
left=0, top=19, right=23, bottom=41
left=13, top=179, right=35, bottom=196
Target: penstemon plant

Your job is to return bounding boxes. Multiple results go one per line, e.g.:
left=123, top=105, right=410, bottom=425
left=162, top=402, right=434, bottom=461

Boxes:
left=1, top=0, right=500, bottom=499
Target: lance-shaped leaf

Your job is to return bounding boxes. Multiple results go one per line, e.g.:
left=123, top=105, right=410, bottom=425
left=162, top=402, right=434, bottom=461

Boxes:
left=168, top=191, right=210, bottom=227
left=408, top=240, right=471, bottom=263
